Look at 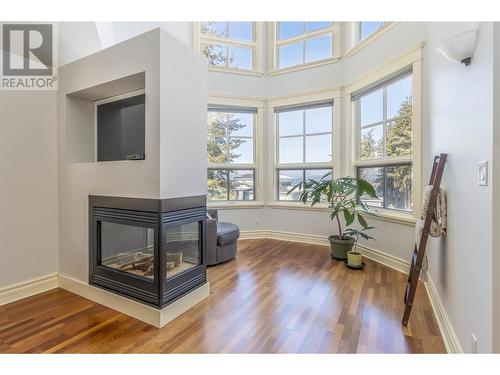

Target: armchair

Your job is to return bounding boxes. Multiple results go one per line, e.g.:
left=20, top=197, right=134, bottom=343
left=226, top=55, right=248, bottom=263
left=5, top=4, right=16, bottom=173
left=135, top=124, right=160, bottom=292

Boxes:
left=206, top=209, right=240, bottom=266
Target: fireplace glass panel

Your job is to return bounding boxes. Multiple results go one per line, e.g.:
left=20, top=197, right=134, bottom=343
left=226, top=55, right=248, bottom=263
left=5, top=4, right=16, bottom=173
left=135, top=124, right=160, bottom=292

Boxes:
left=165, top=222, right=201, bottom=279
left=100, top=221, right=155, bottom=279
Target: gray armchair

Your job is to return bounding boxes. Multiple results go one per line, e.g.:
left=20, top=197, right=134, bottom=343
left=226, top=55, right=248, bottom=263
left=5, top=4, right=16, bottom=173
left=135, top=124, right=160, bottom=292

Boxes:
left=206, top=209, right=240, bottom=266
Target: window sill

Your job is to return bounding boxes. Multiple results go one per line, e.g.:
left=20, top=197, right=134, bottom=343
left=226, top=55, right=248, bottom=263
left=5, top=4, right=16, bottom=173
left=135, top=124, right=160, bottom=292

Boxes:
left=344, top=23, right=398, bottom=59
left=208, top=66, right=264, bottom=77
left=269, top=57, right=341, bottom=76
left=268, top=202, right=331, bottom=212
left=208, top=201, right=265, bottom=210
left=363, top=209, right=417, bottom=226
left=268, top=202, right=417, bottom=226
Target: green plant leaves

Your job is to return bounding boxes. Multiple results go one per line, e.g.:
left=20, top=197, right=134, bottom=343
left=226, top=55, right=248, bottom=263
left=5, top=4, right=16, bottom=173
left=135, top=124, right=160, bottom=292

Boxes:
left=344, top=210, right=355, bottom=226
left=285, top=173, right=378, bottom=239
left=357, top=213, right=368, bottom=229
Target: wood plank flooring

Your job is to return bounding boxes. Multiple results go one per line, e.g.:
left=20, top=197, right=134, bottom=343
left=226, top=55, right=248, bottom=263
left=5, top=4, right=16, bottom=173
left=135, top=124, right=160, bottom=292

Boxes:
left=0, top=239, right=446, bottom=353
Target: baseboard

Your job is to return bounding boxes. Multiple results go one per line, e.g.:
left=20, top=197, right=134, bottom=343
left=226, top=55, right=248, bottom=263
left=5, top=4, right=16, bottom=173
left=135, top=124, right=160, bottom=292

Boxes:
left=58, top=274, right=162, bottom=326
left=0, top=273, right=58, bottom=306
left=240, top=229, right=461, bottom=354
left=240, top=229, right=410, bottom=273
left=58, top=274, right=210, bottom=328
left=424, top=276, right=463, bottom=353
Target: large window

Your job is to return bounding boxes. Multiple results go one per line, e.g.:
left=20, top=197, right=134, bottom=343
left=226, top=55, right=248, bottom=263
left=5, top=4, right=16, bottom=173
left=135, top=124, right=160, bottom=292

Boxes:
left=351, top=68, right=414, bottom=212
left=196, top=22, right=257, bottom=72
left=273, top=22, right=338, bottom=71
left=207, top=105, right=257, bottom=201
left=275, top=101, right=334, bottom=201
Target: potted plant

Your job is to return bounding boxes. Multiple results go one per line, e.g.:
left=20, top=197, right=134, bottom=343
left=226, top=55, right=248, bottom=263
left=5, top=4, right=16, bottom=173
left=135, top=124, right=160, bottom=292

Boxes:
left=344, top=227, right=375, bottom=267
left=289, top=173, right=377, bottom=261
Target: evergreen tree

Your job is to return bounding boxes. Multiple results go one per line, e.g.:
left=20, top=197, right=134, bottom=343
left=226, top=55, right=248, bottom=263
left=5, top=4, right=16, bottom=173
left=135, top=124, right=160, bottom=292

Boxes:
left=200, top=22, right=235, bottom=66
left=360, top=129, right=382, bottom=159
left=385, top=98, right=412, bottom=209
left=207, top=112, right=247, bottom=200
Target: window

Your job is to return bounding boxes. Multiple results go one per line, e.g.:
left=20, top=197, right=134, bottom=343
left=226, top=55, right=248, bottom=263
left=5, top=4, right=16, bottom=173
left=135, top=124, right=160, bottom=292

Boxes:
left=352, top=68, right=414, bottom=212
left=346, top=22, right=394, bottom=57
left=196, top=22, right=257, bottom=72
left=277, top=168, right=331, bottom=201
left=275, top=101, right=334, bottom=201
left=357, top=22, right=384, bottom=43
left=273, top=22, right=339, bottom=71
left=207, top=105, right=257, bottom=201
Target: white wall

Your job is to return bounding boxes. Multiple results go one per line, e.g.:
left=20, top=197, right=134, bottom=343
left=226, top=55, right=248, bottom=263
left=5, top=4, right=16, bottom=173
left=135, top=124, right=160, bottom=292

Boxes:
left=0, top=91, right=59, bottom=287
left=425, top=22, right=494, bottom=353
left=58, top=30, right=163, bottom=282
left=159, top=30, right=207, bottom=199
left=57, top=28, right=207, bottom=282
left=493, top=22, right=500, bottom=354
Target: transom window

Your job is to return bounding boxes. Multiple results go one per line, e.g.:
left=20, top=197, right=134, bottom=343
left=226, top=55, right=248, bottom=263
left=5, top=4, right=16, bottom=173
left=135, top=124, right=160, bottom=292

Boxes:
left=275, top=102, right=333, bottom=200
left=352, top=68, right=413, bottom=212
left=359, top=22, right=384, bottom=42
left=207, top=106, right=256, bottom=201
left=199, top=22, right=256, bottom=71
left=275, top=22, right=336, bottom=70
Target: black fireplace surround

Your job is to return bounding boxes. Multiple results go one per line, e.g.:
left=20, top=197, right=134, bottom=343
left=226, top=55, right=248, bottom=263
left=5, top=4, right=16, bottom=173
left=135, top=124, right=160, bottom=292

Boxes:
left=89, top=195, right=207, bottom=308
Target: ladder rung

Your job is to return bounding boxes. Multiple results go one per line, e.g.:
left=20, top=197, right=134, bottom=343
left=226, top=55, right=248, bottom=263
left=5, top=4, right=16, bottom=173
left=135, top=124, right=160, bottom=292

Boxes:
left=404, top=282, right=411, bottom=304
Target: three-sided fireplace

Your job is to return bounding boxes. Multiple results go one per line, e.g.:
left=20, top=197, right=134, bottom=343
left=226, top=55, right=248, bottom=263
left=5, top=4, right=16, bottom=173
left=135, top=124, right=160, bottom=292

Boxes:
left=89, top=195, right=207, bottom=308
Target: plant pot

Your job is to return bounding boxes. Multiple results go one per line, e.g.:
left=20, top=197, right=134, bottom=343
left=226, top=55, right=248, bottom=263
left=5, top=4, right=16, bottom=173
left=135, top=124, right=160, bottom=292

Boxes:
left=328, top=235, right=355, bottom=261
left=347, top=251, right=362, bottom=266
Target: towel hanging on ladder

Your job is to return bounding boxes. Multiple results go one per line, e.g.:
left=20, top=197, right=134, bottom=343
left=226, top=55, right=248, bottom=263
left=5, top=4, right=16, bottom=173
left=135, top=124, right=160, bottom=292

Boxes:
left=415, top=185, right=447, bottom=248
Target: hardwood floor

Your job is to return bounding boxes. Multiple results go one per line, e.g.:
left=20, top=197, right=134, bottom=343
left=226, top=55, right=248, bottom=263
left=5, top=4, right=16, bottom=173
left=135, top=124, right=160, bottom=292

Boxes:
left=0, top=239, right=445, bottom=353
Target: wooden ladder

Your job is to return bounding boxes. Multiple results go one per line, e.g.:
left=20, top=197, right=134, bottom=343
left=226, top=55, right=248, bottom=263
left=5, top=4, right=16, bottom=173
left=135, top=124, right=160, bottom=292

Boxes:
left=402, top=153, right=447, bottom=327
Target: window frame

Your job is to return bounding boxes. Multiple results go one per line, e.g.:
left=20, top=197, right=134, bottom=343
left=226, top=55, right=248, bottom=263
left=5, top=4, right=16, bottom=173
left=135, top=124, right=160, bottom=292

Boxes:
left=268, top=88, right=341, bottom=208
left=269, top=22, right=341, bottom=75
left=207, top=95, right=264, bottom=208
left=345, top=22, right=397, bottom=58
left=346, top=44, right=423, bottom=222
left=193, top=22, right=263, bottom=76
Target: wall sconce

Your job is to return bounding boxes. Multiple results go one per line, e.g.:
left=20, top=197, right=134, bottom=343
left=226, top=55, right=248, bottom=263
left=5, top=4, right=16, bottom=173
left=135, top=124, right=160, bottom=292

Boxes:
left=436, top=28, right=478, bottom=66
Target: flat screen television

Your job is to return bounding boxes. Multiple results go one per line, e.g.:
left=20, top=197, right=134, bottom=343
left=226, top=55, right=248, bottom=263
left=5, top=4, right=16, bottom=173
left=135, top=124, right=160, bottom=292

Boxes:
left=96, top=93, right=145, bottom=162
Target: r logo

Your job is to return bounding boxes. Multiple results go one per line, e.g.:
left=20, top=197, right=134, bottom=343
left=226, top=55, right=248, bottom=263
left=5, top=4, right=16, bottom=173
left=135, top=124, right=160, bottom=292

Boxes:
left=2, top=24, right=53, bottom=76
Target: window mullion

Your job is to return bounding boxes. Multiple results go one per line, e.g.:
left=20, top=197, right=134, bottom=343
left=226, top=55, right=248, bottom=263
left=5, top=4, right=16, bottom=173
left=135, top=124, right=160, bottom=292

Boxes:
left=302, top=110, right=306, bottom=163
left=383, top=87, right=388, bottom=158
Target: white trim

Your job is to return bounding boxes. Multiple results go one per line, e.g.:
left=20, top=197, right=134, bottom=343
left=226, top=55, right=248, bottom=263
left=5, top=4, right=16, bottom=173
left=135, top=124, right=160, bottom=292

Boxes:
left=269, top=22, right=341, bottom=74
left=58, top=274, right=210, bottom=328
left=0, top=273, right=58, bottom=306
left=269, top=57, right=341, bottom=76
left=345, top=44, right=424, bottom=222
left=344, top=22, right=398, bottom=58
left=208, top=201, right=265, bottom=210
left=267, top=88, right=342, bottom=203
left=239, top=229, right=461, bottom=353
left=207, top=94, right=264, bottom=203
left=425, top=275, right=464, bottom=353
left=192, top=22, right=263, bottom=75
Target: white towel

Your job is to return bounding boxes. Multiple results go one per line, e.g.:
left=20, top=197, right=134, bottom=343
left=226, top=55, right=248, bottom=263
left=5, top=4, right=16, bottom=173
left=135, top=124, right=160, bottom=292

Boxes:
left=415, top=185, right=447, bottom=248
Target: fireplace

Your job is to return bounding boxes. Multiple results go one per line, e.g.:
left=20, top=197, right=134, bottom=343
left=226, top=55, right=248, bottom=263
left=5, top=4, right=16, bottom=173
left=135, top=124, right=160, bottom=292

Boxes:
left=89, top=195, right=207, bottom=307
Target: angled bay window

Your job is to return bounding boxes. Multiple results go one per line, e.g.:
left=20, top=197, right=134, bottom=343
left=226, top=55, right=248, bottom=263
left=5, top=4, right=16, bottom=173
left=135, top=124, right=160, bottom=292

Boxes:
left=346, top=22, right=394, bottom=57
left=351, top=67, right=414, bottom=212
left=272, top=22, right=340, bottom=72
left=356, top=22, right=385, bottom=44
left=274, top=101, right=335, bottom=201
left=207, top=104, right=258, bottom=202
left=194, top=22, right=259, bottom=73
